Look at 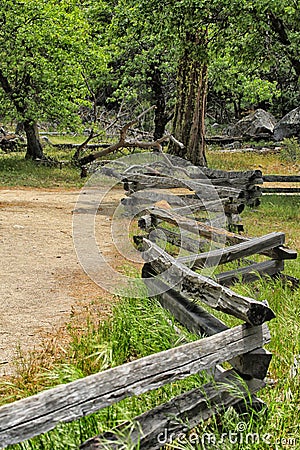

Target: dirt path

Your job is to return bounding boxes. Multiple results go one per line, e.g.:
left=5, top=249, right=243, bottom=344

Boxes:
left=0, top=187, right=125, bottom=376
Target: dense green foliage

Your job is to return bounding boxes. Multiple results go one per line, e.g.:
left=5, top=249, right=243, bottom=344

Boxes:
left=0, top=0, right=92, bottom=127
left=1, top=0, right=299, bottom=150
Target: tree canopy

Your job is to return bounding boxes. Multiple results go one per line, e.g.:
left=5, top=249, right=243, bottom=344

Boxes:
left=0, top=0, right=299, bottom=163
left=0, top=0, right=95, bottom=158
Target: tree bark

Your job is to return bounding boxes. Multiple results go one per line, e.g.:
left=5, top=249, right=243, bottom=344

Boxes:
left=15, top=122, right=24, bottom=135
left=23, top=121, right=44, bottom=159
left=147, top=64, right=170, bottom=140
left=169, top=32, right=208, bottom=166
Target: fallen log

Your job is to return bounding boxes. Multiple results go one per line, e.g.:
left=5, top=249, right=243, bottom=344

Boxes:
left=78, top=107, right=183, bottom=166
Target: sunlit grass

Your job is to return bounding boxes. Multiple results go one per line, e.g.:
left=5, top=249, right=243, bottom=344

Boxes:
left=207, top=148, right=300, bottom=175
left=0, top=152, right=83, bottom=188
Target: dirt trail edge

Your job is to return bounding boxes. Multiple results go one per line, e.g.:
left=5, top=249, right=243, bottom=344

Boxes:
left=0, top=187, right=125, bottom=376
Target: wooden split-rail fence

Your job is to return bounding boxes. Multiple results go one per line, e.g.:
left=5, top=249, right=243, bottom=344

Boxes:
left=99, top=154, right=264, bottom=233
left=262, top=174, right=300, bottom=194
left=0, top=156, right=297, bottom=449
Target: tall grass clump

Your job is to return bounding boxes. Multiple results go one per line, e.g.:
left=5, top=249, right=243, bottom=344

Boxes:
left=280, top=137, right=300, bottom=163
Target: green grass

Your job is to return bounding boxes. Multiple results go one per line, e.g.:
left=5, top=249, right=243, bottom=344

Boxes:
left=242, top=195, right=300, bottom=251
left=0, top=152, right=84, bottom=188
left=3, top=296, right=210, bottom=449
left=207, top=148, right=300, bottom=175
left=0, top=141, right=141, bottom=188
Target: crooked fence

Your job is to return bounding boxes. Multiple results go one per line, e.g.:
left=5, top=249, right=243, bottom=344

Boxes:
left=0, top=155, right=297, bottom=449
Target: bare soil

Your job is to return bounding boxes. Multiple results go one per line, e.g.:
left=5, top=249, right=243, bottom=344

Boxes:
left=0, top=187, right=126, bottom=376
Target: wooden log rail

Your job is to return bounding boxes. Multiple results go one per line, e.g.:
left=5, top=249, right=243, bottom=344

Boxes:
left=0, top=322, right=270, bottom=448
left=122, top=174, right=246, bottom=199
left=138, top=206, right=297, bottom=287
left=139, top=231, right=287, bottom=287
left=97, top=160, right=263, bottom=205
left=0, top=203, right=281, bottom=448
left=262, top=175, right=300, bottom=194
left=177, top=232, right=285, bottom=268
left=121, top=190, right=245, bottom=215
left=141, top=267, right=272, bottom=379
left=79, top=162, right=295, bottom=449
left=141, top=239, right=275, bottom=326
left=122, top=173, right=262, bottom=207
left=138, top=206, right=297, bottom=260
left=81, top=371, right=265, bottom=450
left=98, top=159, right=264, bottom=230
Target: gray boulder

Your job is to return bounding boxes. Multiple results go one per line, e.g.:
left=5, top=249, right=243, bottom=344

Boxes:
left=228, top=109, right=276, bottom=137
left=274, top=107, right=300, bottom=141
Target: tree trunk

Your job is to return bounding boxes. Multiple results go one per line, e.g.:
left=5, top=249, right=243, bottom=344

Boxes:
left=15, top=122, right=24, bottom=135
left=147, top=64, right=170, bottom=140
left=23, top=121, right=44, bottom=159
left=169, top=33, right=208, bottom=166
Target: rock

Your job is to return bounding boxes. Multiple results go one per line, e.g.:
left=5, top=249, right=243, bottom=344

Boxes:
left=224, top=141, right=242, bottom=149
left=228, top=109, right=277, bottom=137
left=274, top=107, right=300, bottom=141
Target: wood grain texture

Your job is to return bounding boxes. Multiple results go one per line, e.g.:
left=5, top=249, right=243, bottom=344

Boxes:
left=142, top=266, right=272, bottom=379
left=0, top=323, right=270, bottom=447
left=122, top=175, right=244, bottom=199
left=139, top=207, right=297, bottom=260
left=178, top=232, right=285, bottom=268
left=80, top=371, right=265, bottom=450
left=143, top=239, right=275, bottom=326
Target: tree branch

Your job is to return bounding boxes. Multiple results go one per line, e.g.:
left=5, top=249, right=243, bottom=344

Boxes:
left=79, top=106, right=159, bottom=167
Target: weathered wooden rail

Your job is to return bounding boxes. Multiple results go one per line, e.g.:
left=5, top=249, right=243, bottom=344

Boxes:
left=96, top=155, right=263, bottom=233
left=0, top=321, right=270, bottom=449
left=0, top=157, right=297, bottom=449
left=262, top=174, right=300, bottom=193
